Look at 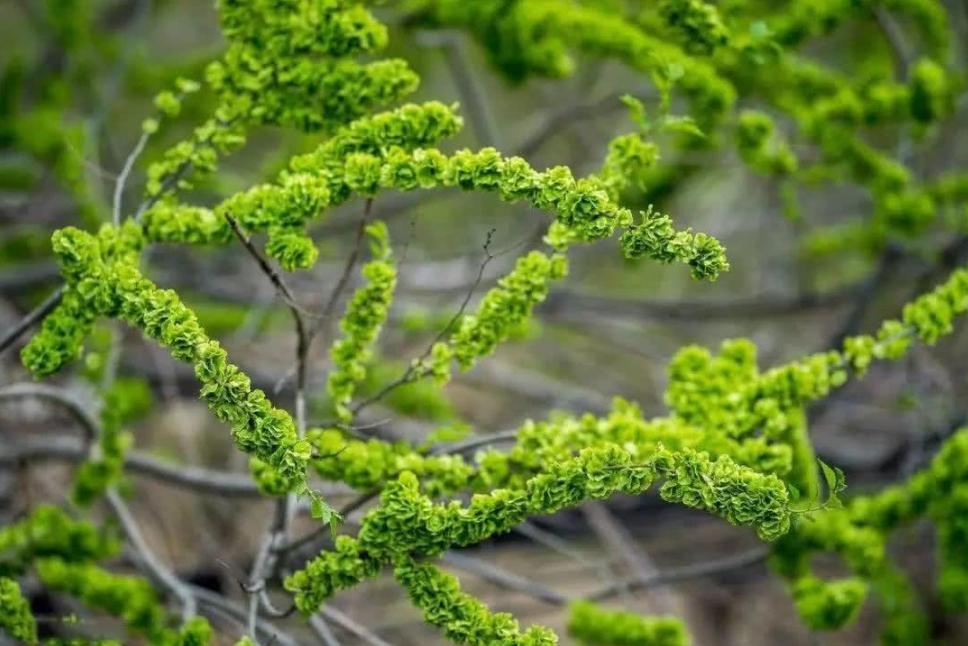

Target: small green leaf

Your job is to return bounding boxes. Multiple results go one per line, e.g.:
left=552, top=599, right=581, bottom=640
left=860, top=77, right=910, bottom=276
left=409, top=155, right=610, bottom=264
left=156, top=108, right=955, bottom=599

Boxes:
left=818, top=459, right=846, bottom=508
left=620, top=94, right=650, bottom=131
left=661, top=115, right=706, bottom=139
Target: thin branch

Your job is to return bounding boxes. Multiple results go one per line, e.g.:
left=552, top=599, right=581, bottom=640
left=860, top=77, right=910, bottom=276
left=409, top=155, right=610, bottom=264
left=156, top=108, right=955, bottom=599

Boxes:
left=440, top=552, right=570, bottom=605
left=349, top=229, right=499, bottom=418
left=429, top=429, right=519, bottom=455
left=319, top=605, right=396, bottom=646
left=308, top=614, right=343, bottom=646
left=132, top=115, right=240, bottom=223
left=0, top=286, right=64, bottom=356
left=0, top=261, right=61, bottom=294
left=275, top=198, right=374, bottom=394
left=276, top=491, right=377, bottom=559
left=588, top=547, right=769, bottom=601
left=113, top=130, right=150, bottom=225
left=134, top=158, right=195, bottom=221
left=417, top=30, right=501, bottom=147
left=314, top=198, right=373, bottom=339
left=513, top=521, right=603, bottom=569
left=540, top=283, right=862, bottom=324
left=825, top=244, right=903, bottom=351
left=223, top=213, right=308, bottom=315
left=0, top=382, right=200, bottom=620
left=0, top=383, right=100, bottom=440
left=581, top=501, right=675, bottom=612
left=107, top=490, right=197, bottom=621
left=225, top=208, right=319, bottom=642
left=188, top=584, right=300, bottom=646
left=872, top=7, right=913, bottom=79
left=0, top=436, right=323, bottom=498
left=246, top=532, right=275, bottom=641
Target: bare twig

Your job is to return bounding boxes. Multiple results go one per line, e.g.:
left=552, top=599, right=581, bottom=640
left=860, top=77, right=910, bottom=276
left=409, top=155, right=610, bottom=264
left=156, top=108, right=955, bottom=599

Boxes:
left=0, top=436, right=264, bottom=497
left=134, top=158, right=195, bottom=221
left=314, top=198, right=374, bottom=339
left=108, top=490, right=198, bottom=621
left=441, top=552, right=570, bottom=605
left=223, top=214, right=310, bottom=317
left=349, top=229, right=499, bottom=418
left=319, top=605, right=396, bottom=646
left=308, top=614, right=343, bottom=646
left=588, top=547, right=770, bottom=601
left=276, top=491, right=377, bottom=559
left=541, top=283, right=862, bottom=323
left=275, top=198, right=375, bottom=393
left=429, top=429, right=519, bottom=455
left=0, top=383, right=99, bottom=440
left=513, top=521, right=603, bottom=570
left=188, top=584, right=299, bottom=646
left=872, top=7, right=913, bottom=79
left=417, top=30, right=501, bottom=147
left=0, top=286, right=64, bottom=356
left=0, top=383, right=199, bottom=620
left=113, top=130, right=150, bottom=225
left=582, top=501, right=676, bottom=612
left=132, top=115, right=239, bottom=222
left=246, top=532, right=276, bottom=641
left=825, top=244, right=903, bottom=351
left=224, top=212, right=321, bottom=642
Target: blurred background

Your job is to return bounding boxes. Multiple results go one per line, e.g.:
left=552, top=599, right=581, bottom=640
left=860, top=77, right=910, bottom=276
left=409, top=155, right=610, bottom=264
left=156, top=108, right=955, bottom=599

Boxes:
left=2, top=0, right=968, bottom=643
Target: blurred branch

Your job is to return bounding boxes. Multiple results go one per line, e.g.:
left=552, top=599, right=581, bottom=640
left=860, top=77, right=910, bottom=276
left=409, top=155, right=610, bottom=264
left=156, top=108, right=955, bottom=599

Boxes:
left=308, top=614, right=343, bottom=646
left=0, top=383, right=98, bottom=440
left=461, top=361, right=611, bottom=413
left=0, top=261, right=61, bottom=293
left=872, top=7, right=912, bottom=79
left=0, top=435, right=344, bottom=498
left=0, top=384, right=199, bottom=621
left=825, top=244, right=904, bottom=350
left=588, top=547, right=769, bottom=601
left=542, top=283, right=861, bottom=324
left=441, top=552, right=570, bottom=605
left=582, top=501, right=676, bottom=612
left=188, top=583, right=299, bottom=646
left=417, top=30, right=501, bottom=147
left=320, top=606, right=396, bottom=646
left=109, top=489, right=197, bottom=621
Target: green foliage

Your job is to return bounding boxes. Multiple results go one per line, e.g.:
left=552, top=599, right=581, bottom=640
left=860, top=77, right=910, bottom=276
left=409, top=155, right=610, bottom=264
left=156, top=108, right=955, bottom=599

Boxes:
left=735, top=110, right=798, bottom=176
left=309, top=428, right=474, bottom=497
left=395, top=556, right=557, bottom=645
left=772, top=428, right=968, bottom=643
left=36, top=559, right=211, bottom=645
left=7, top=0, right=968, bottom=644
left=19, top=223, right=333, bottom=517
left=0, top=577, right=37, bottom=644
left=362, top=359, right=458, bottom=422
left=658, top=0, right=730, bottom=57
left=414, top=0, right=735, bottom=123
left=620, top=206, right=729, bottom=280
left=142, top=100, right=463, bottom=268
left=428, top=251, right=569, bottom=381
left=567, top=600, right=688, bottom=646
left=791, top=576, right=868, bottom=630
left=0, top=506, right=118, bottom=578
left=286, top=444, right=790, bottom=613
